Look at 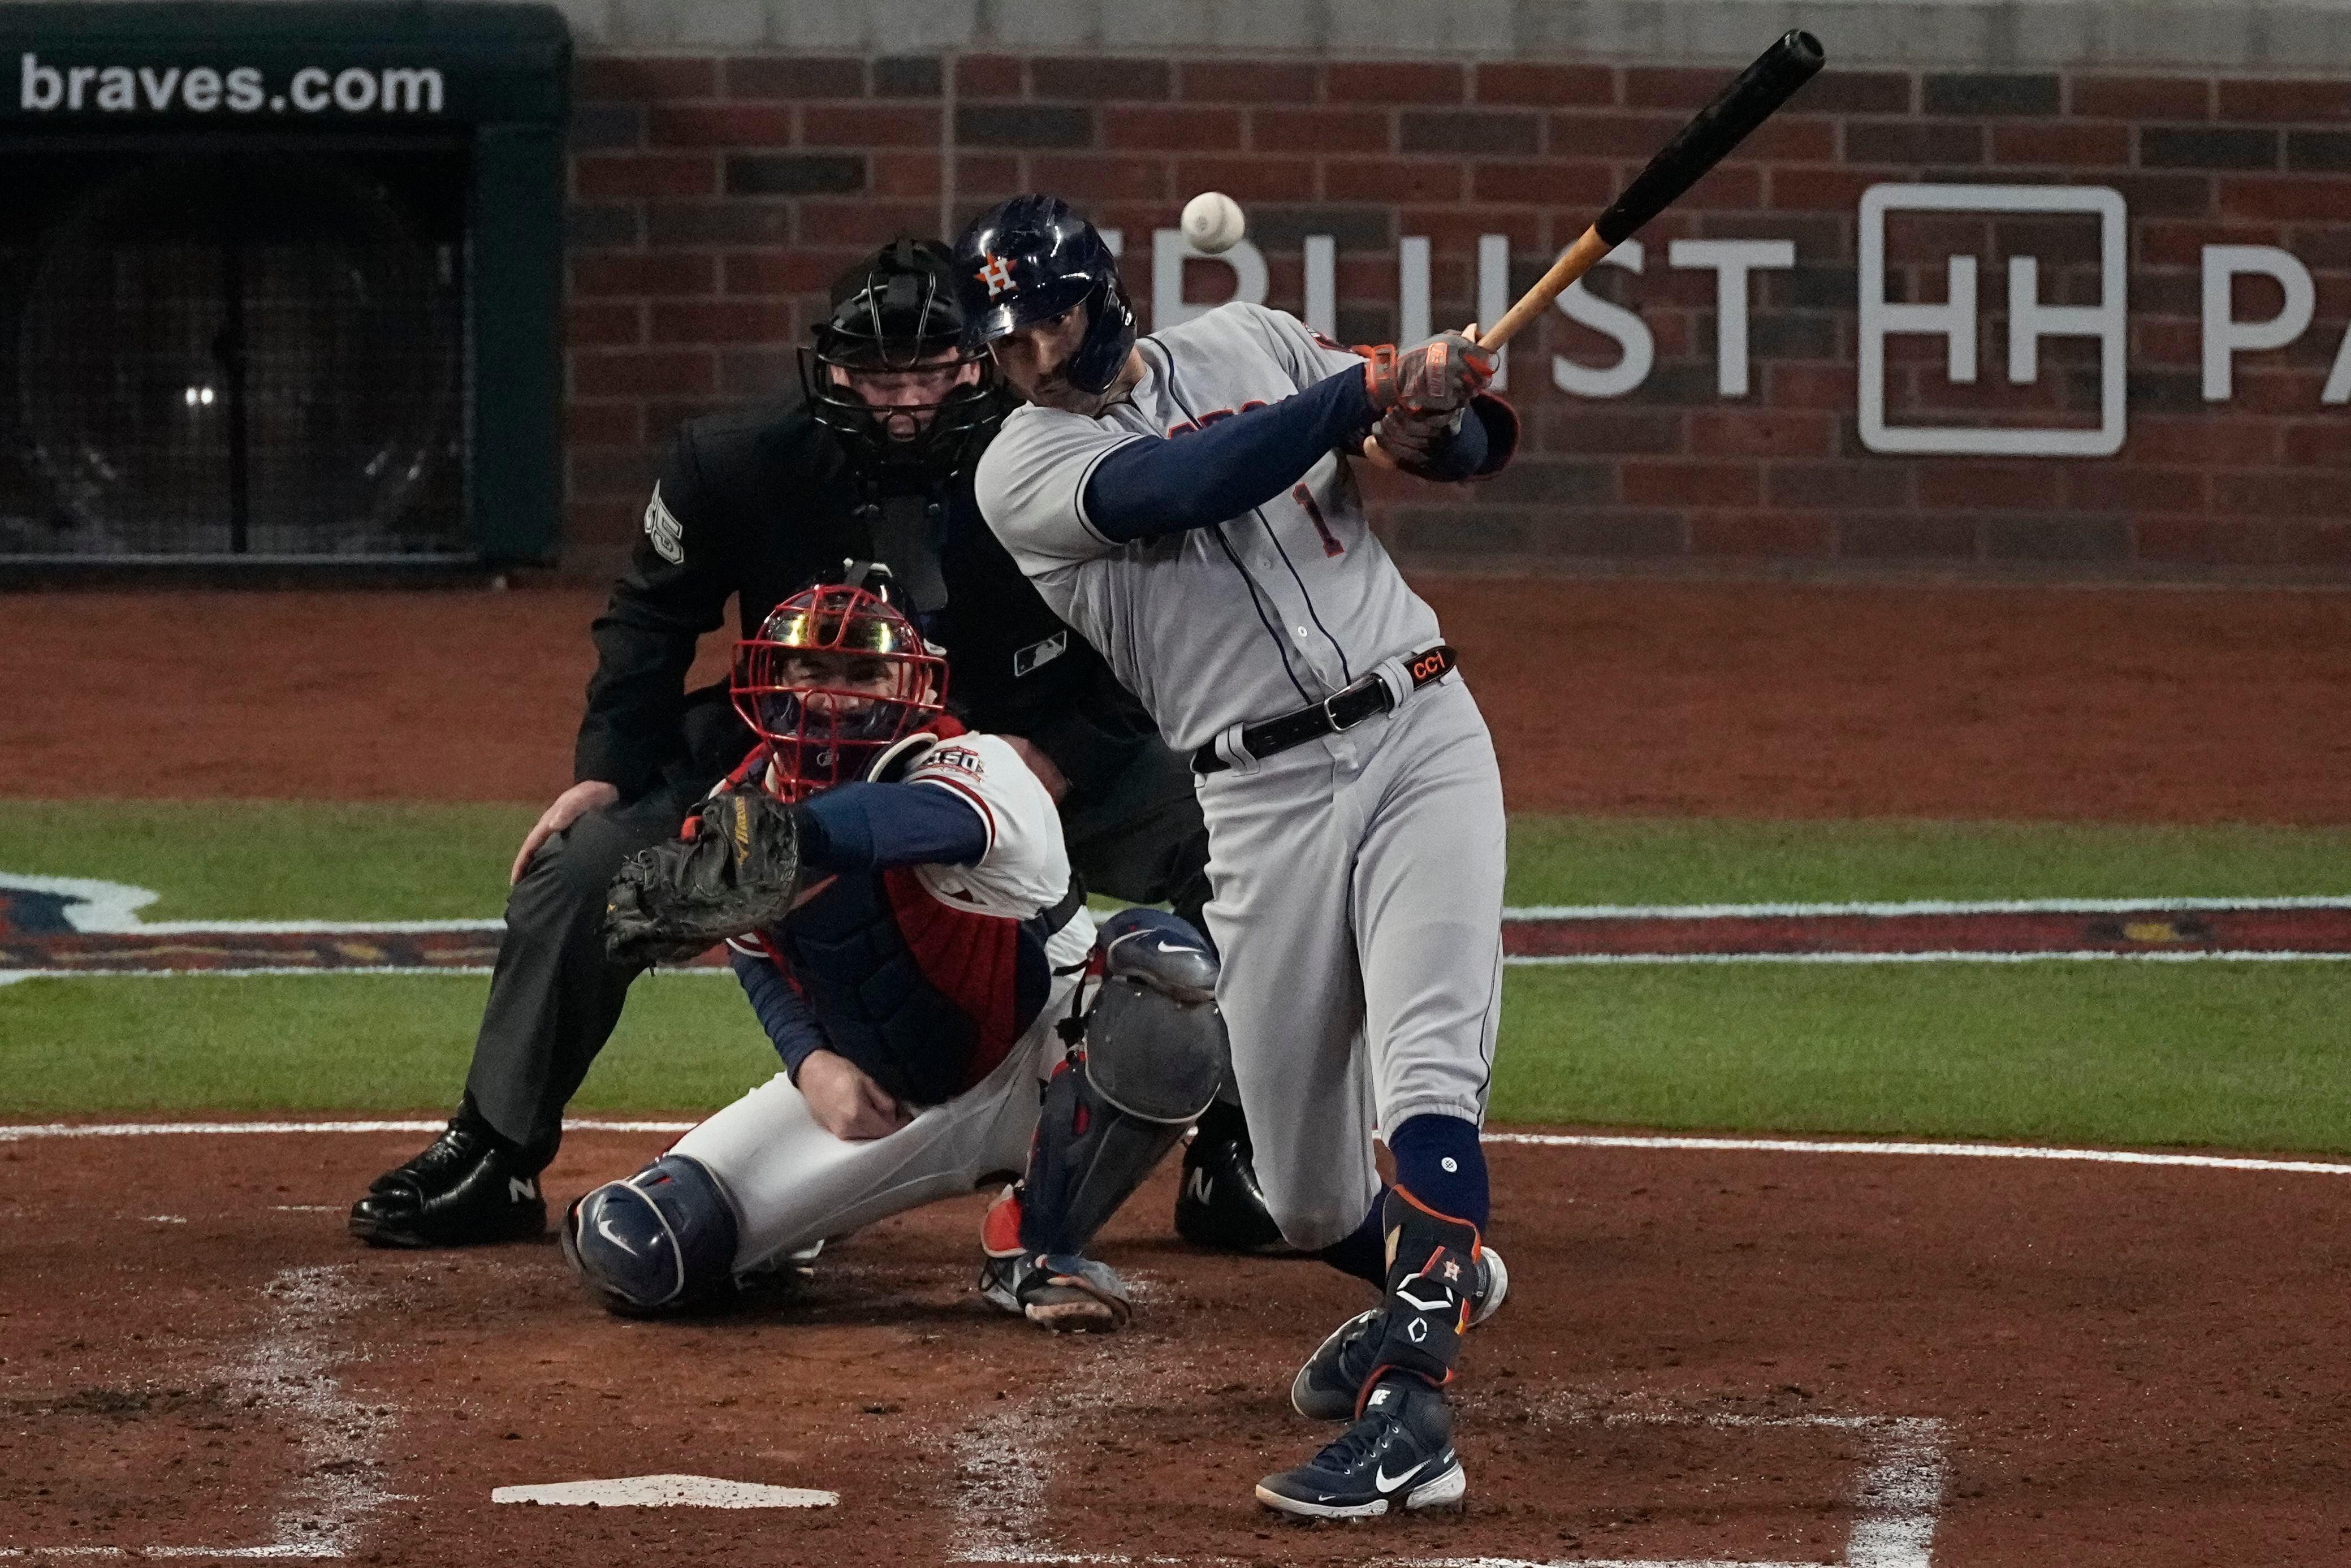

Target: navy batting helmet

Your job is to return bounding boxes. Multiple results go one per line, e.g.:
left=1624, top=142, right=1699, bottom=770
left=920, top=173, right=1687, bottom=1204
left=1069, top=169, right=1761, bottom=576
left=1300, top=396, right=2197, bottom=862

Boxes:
left=954, top=195, right=1136, bottom=398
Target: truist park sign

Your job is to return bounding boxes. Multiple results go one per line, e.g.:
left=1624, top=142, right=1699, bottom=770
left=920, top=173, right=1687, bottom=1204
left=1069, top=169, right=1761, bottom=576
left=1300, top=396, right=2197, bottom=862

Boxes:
left=1127, top=182, right=2351, bottom=459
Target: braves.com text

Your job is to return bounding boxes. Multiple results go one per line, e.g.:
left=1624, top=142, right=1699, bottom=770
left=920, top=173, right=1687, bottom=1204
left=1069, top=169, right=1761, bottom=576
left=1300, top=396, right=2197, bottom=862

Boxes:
left=18, top=52, right=444, bottom=115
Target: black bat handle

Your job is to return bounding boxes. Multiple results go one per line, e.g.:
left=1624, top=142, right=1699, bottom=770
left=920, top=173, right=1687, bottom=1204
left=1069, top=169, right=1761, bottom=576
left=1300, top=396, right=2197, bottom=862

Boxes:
left=1595, top=29, right=1826, bottom=247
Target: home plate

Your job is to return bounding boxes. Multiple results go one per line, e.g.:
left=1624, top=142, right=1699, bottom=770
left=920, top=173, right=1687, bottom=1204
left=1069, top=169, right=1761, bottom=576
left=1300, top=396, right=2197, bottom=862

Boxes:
left=492, top=1474, right=839, bottom=1509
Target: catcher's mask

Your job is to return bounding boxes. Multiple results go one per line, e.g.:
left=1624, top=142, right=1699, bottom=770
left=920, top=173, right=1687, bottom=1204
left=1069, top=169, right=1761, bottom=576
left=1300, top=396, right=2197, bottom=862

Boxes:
left=798, top=237, right=1002, bottom=476
left=730, top=579, right=948, bottom=802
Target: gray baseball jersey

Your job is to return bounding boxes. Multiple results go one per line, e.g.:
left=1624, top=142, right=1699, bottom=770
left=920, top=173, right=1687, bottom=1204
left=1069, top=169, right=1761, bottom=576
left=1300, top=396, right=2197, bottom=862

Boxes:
left=978, top=301, right=1442, bottom=756
left=977, top=300, right=1506, bottom=1253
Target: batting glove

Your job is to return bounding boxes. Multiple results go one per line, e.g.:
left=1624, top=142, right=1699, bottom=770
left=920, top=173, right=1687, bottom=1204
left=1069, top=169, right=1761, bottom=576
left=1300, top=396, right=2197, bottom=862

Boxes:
left=1360, top=330, right=1497, bottom=415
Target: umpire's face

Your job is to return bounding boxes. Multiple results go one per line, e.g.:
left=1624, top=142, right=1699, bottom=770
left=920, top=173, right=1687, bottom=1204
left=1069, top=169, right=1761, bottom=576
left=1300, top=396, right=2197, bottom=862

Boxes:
left=989, top=305, right=1094, bottom=413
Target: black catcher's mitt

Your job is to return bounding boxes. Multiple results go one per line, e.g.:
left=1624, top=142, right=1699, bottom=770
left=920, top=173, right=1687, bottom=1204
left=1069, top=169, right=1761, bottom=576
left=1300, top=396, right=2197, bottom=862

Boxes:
left=604, top=787, right=803, bottom=967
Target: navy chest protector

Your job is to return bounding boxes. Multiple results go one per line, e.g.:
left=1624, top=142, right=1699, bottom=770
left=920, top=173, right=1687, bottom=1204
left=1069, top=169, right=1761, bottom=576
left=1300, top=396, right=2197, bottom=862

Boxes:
left=776, top=867, right=1063, bottom=1107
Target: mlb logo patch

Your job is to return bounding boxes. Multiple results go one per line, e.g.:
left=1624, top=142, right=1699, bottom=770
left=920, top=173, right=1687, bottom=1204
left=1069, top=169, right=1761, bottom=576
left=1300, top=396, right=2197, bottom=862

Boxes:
left=1013, top=632, right=1068, bottom=678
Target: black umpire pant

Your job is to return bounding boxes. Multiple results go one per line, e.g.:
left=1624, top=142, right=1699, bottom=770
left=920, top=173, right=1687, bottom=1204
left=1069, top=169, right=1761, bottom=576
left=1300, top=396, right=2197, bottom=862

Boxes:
left=461, top=741, right=1213, bottom=1152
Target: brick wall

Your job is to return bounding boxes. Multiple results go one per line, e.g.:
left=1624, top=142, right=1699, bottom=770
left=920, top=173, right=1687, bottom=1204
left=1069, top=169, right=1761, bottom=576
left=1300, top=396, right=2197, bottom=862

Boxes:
left=561, top=52, right=2351, bottom=580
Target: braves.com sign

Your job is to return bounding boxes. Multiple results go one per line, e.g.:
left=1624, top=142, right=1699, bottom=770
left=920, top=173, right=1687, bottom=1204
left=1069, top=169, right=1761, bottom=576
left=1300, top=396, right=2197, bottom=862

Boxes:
left=1133, top=182, right=2351, bottom=457
left=17, top=50, right=444, bottom=115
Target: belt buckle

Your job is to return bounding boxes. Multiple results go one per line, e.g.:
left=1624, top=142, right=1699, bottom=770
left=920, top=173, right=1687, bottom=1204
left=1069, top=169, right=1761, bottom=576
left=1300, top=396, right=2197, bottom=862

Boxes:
left=1324, top=678, right=1375, bottom=733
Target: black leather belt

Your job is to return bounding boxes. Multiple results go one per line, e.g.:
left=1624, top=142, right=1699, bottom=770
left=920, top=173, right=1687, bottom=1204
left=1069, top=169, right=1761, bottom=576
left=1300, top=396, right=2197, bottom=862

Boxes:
left=1191, top=645, right=1456, bottom=774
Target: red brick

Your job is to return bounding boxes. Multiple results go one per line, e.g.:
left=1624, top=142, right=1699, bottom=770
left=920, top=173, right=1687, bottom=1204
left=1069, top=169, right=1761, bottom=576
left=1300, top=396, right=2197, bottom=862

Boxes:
left=1389, top=206, right=1542, bottom=247
left=1472, top=160, right=1613, bottom=205
left=2217, top=79, right=2351, bottom=122
left=791, top=200, right=939, bottom=247
left=1324, top=159, right=1464, bottom=202
left=1032, top=57, right=1172, bottom=102
left=2284, top=521, right=2351, bottom=566
left=2068, top=74, right=2210, bottom=120
left=2135, top=517, right=2283, bottom=565
left=1916, top=461, right=2059, bottom=509
left=646, top=103, right=793, bottom=148
left=724, top=250, right=849, bottom=295
left=955, top=153, right=1023, bottom=195
left=576, top=154, right=717, bottom=201
left=1691, top=512, right=1833, bottom=556
left=2137, top=218, right=2280, bottom=266
left=2214, top=470, right=2340, bottom=516
left=567, top=401, right=645, bottom=447
left=568, top=302, right=643, bottom=346
left=1549, top=111, right=1691, bottom=159
left=651, top=300, right=799, bottom=344
left=568, top=447, right=652, bottom=499
left=1836, top=513, right=1979, bottom=559
left=566, top=499, right=640, bottom=550
left=2065, top=465, right=2210, bottom=512
left=2129, top=413, right=2280, bottom=464
left=1105, top=105, right=1244, bottom=152
left=956, top=54, right=1023, bottom=98
left=1620, top=461, right=1761, bottom=506
left=576, top=57, right=719, bottom=102
left=1740, top=115, right=1839, bottom=162
left=1765, top=362, right=1857, bottom=408
left=803, top=105, right=940, bottom=147
left=2218, top=175, right=2351, bottom=222
left=1535, top=407, right=1686, bottom=455
left=1798, top=71, right=1914, bottom=115
left=724, top=57, right=863, bottom=100
left=1683, top=163, right=1764, bottom=210
left=1991, top=122, right=2130, bottom=166
left=1250, top=107, right=1390, bottom=154
left=1177, top=61, right=1320, bottom=103
left=1327, top=62, right=1464, bottom=105
left=2283, top=421, right=2351, bottom=465
left=574, top=349, right=715, bottom=398
left=2130, top=317, right=2203, bottom=367
left=1475, top=62, right=1615, bottom=108
left=871, top=152, right=944, bottom=198
left=1687, top=411, right=1833, bottom=457
left=1028, top=154, right=1171, bottom=200
left=572, top=252, right=718, bottom=298
left=1769, top=461, right=1912, bottom=508
left=2104, top=172, right=2214, bottom=218
left=1624, top=67, right=1735, bottom=111
left=1767, top=166, right=1891, bottom=210
left=1171, top=156, right=1316, bottom=200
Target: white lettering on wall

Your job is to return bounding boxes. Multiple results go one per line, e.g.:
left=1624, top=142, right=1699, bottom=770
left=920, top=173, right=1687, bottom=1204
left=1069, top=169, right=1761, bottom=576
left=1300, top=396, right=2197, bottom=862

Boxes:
left=2201, top=244, right=2313, bottom=401
left=1552, top=239, right=1653, bottom=399
left=1667, top=238, right=1796, bottom=397
left=18, top=52, right=442, bottom=115
left=1152, top=228, right=1268, bottom=330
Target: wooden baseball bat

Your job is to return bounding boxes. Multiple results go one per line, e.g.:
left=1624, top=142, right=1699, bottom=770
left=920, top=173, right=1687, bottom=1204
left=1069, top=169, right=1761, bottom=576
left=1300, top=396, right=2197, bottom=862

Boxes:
left=1480, top=30, right=1826, bottom=352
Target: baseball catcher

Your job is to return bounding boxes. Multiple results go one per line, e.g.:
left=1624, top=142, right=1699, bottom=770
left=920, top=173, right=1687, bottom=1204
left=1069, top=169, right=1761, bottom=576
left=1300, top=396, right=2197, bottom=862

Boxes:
left=560, top=576, right=1224, bottom=1330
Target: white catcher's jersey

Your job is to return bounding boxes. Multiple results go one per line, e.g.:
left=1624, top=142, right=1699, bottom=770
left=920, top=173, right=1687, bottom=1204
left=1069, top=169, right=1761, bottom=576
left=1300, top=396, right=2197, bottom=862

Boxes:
left=977, top=301, right=1445, bottom=755
left=893, top=732, right=1079, bottom=938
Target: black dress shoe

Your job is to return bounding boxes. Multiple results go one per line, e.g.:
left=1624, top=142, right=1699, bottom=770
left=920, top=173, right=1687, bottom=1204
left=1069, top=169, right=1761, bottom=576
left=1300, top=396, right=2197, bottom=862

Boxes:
left=1173, top=1100, right=1296, bottom=1255
left=348, top=1101, right=554, bottom=1248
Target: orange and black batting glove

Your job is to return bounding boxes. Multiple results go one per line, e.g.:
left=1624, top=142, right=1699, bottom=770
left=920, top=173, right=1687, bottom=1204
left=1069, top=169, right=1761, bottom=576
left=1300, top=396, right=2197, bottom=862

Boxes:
left=1360, top=330, right=1498, bottom=416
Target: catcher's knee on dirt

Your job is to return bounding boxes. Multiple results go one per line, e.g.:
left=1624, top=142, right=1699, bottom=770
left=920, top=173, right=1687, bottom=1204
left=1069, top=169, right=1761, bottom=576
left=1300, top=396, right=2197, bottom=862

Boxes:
left=561, top=1154, right=739, bottom=1316
left=1018, top=909, right=1226, bottom=1256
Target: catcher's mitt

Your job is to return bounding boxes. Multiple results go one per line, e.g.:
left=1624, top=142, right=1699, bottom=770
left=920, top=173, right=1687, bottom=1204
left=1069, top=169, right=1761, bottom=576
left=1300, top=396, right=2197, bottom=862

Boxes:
left=604, top=787, right=804, bottom=967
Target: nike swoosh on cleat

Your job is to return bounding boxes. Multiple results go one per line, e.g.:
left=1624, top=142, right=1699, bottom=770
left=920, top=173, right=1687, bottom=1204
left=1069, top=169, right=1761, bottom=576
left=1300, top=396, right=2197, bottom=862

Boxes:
left=1375, top=1461, right=1425, bottom=1494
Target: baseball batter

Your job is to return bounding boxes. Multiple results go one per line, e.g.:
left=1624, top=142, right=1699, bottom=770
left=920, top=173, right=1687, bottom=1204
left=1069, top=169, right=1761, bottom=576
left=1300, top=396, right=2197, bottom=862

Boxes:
left=561, top=577, right=1228, bottom=1331
left=958, top=195, right=1518, bottom=1518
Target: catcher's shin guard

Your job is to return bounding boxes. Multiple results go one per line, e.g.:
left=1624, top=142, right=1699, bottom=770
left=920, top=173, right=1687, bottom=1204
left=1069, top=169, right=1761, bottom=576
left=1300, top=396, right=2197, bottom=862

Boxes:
left=1352, top=1186, right=1483, bottom=1410
left=560, top=1154, right=740, bottom=1316
left=1018, top=909, right=1225, bottom=1256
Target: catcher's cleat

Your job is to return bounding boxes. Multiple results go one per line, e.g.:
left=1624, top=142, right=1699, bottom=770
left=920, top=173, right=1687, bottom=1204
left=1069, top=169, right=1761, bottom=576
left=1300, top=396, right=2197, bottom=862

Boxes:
left=348, top=1101, right=553, bottom=1249
left=1290, top=1246, right=1509, bottom=1420
left=976, top=1186, right=1132, bottom=1332
left=1173, top=1102, right=1295, bottom=1255
left=1256, top=1375, right=1466, bottom=1521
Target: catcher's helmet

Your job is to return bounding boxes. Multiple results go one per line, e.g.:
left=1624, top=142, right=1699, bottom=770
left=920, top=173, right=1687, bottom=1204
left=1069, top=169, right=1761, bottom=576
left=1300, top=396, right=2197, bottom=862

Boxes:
left=953, top=194, right=1136, bottom=398
left=731, top=569, right=948, bottom=802
left=799, top=237, right=1002, bottom=474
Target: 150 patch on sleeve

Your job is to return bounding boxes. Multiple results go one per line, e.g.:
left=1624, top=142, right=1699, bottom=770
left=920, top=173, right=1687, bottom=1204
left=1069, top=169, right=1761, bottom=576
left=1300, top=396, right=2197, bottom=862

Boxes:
left=643, top=482, right=685, bottom=565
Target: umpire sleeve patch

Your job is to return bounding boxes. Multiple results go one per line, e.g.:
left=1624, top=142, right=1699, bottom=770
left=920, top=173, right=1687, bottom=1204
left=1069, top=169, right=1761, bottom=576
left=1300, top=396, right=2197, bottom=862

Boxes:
left=643, top=482, right=685, bottom=565
left=1013, top=631, right=1068, bottom=679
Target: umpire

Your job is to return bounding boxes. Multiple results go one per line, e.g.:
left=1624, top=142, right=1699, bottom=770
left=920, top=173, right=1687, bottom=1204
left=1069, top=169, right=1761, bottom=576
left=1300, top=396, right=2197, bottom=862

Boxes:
left=349, top=239, right=1278, bottom=1252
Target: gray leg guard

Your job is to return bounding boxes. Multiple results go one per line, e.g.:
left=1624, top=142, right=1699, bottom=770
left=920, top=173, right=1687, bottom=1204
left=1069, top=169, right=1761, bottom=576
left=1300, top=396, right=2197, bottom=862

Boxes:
left=1018, top=909, right=1226, bottom=1256
left=560, top=1154, right=740, bottom=1318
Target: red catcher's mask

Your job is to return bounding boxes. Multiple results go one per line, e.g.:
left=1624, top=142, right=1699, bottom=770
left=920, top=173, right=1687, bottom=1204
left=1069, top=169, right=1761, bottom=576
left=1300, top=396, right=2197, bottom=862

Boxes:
left=729, top=584, right=948, bottom=802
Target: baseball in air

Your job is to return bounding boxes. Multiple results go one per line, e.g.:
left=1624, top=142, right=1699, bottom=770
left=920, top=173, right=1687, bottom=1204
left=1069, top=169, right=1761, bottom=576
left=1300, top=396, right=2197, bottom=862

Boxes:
left=1181, top=191, right=1246, bottom=254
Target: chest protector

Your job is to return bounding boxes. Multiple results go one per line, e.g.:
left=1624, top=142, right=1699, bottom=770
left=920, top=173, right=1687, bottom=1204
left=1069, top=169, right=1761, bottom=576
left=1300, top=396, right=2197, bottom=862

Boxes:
left=766, top=731, right=1059, bottom=1107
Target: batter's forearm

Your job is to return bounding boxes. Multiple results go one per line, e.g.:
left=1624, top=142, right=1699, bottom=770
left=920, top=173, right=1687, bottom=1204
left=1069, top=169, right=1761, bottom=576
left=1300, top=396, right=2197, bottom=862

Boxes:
left=1081, top=366, right=1377, bottom=541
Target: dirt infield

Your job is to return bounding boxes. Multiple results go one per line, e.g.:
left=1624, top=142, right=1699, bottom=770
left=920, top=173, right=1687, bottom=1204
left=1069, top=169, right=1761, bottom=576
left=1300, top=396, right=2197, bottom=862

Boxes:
left=6, top=577, right=2350, bottom=821
left=3, top=1126, right=2347, bottom=1566
left=6, top=576, right=2351, bottom=1563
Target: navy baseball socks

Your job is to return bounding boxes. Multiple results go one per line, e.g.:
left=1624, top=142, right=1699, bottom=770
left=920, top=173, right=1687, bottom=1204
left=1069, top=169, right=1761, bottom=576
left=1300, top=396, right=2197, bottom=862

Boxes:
left=1257, top=1177, right=1500, bottom=1519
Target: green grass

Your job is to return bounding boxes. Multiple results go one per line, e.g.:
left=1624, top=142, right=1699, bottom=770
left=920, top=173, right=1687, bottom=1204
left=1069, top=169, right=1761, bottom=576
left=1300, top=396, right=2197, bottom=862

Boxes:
left=5, top=802, right=2349, bottom=1151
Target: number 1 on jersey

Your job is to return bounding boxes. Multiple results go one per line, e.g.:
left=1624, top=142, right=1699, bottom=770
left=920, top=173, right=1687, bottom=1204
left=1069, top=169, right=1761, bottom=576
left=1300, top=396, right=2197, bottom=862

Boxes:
left=1293, top=484, right=1344, bottom=558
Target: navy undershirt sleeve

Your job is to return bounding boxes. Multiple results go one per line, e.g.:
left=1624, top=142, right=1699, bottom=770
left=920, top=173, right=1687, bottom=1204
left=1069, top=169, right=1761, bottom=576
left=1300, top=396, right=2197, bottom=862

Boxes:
left=729, top=946, right=827, bottom=1077
left=795, top=780, right=988, bottom=871
left=1082, top=364, right=1378, bottom=541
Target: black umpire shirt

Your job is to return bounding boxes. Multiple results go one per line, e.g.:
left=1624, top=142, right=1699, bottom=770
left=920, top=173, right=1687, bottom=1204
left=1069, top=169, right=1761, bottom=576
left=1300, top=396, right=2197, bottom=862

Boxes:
left=576, top=398, right=1159, bottom=810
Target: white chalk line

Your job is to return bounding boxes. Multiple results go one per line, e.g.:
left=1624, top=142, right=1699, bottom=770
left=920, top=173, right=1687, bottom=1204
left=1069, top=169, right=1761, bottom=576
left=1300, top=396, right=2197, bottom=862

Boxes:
left=6, top=1118, right=2348, bottom=1181
left=0, top=1263, right=394, bottom=1561
left=1506, top=894, right=2351, bottom=920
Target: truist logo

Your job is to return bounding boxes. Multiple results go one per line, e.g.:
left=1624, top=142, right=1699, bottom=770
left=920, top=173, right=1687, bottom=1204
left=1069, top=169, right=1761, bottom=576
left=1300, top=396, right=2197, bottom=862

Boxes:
left=18, top=52, right=445, bottom=115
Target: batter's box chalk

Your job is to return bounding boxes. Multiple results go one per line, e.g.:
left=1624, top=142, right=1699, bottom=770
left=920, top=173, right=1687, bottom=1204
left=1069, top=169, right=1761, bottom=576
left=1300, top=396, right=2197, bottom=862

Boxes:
left=492, top=1475, right=839, bottom=1509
